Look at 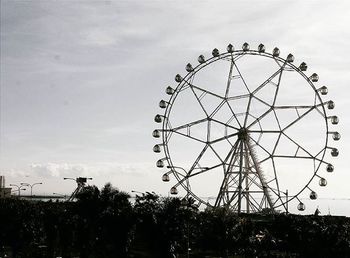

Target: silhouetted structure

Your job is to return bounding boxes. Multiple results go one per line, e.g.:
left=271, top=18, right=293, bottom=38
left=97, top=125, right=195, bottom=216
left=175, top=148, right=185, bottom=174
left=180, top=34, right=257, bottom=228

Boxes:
left=64, top=177, right=92, bottom=201
left=0, top=176, right=11, bottom=198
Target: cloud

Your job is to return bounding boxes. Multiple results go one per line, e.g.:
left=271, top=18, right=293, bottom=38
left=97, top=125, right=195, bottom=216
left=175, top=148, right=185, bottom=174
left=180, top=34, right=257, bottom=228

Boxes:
left=30, top=163, right=84, bottom=177
left=28, top=162, right=148, bottom=178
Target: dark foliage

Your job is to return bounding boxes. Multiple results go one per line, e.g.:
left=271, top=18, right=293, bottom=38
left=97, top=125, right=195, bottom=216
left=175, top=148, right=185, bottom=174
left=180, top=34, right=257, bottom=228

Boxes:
left=1, top=184, right=350, bottom=258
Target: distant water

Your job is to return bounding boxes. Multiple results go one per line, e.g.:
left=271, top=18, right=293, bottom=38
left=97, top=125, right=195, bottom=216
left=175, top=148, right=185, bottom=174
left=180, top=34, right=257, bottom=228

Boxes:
left=288, top=198, right=350, bottom=217
left=128, top=196, right=350, bottom=217
left=28, top=195, right=349, bottom=217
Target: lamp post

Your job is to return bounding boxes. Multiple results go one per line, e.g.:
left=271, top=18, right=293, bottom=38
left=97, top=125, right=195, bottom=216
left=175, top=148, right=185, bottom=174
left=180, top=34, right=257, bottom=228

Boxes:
left=285, top=189, right=289, bottom=214
left=63, top=177, right=75, bottom=182
left=20, top=182, right=42, bottom=197
left=10, top=184, right=27, bottom=197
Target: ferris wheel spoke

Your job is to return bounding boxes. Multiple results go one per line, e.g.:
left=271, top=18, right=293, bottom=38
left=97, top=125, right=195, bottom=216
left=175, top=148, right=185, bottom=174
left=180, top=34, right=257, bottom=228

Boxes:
left=226, top=101, right=243, bottom=128
left=209, top=99, right=227, bottom=118
left=276, top=131, right=315, bottom=159
left=246, top=107, right=273, bottom=129
left=187, top=163, right=224, bottom=178
left=183, top=78, right=225, bottom=117
left=248, top=135, right=273, bottom=157
left=171, top=118, right=208, bottom=132
left=233, top=62, right=251, bottom=94
left=172, top=130, right=207, bottom=144
left=282, top=106, right=315, bottom=131
left=252, top=94, right=272, bottom=109
left=248, top=130, right=281, bottom=134
left=184, top=79, right=225, bottom=100
left=227, top=93, right=250, bottom=101
left=243, top=95, right=253, bottom=127
left=274, top=104, right=318, bottom=110
left=273, top=154, right=316, bottom=160
left=188, top=86, right=210, bottom=117
left=252, top=66, right=285, bottom=95
left=209, top=131, right=240, bottom=145
left=208, top=144, right=225, bottom=163
left=211, top=117, right=240, bottom=131
left=272, top=62, right=287, bottom=106
left=225, top=55, right=235, bottom=98
left=187, top=144, right=210, bottom=176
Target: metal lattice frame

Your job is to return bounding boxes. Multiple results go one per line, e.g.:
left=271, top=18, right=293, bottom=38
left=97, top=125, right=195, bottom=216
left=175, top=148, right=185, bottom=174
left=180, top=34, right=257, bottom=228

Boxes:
left=153, top=43, right=339, bottom=213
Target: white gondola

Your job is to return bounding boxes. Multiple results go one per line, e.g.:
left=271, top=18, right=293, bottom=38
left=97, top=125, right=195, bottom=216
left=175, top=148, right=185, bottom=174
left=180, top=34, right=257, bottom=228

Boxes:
left=153, top=144, right=161, bottom=153
left=166, top=86, right=175, bottom=95
left=272, top=47, right=280, bottom=57
left=242, top=42, right=250, bottom=51
left=326, top=164, right=334, bottom=172
left=319, top=178, right=327, bottom=186
left=159, top=100, right=167, bottom=109
left=286, top=54, right=294, bottom=63
left=310, top=73, right=319, bottom=82
left=170, top=186, right=178, bottom=195
left=327, top=100, right=335, bottom=109
left=212, top=48, right=220, bottom=57
left=186, top=63, right=194, bottom=72
left=227, top=44, right=234, bottom=53
left=156, top=159, right=165, bottom=168
left=299, top=62, right=307, bottom=71
left=198, top=55, right=206, bottom=64
left=162, top=173, right=170, bottom=182
left=152, top=130, right=161, bottom=138
left=332, top=132, right=341, bottom=141
left=175, top=74, right=183, bottom=82
left=154, top=114, right=163, bottom=123
left=319, top=86, right=328, bottom=95
left=330, top=116, right=339, bottom=125
left=297, top=202, right=305, bottom=211
left=258, top=43, right=265, bottom=53
left=331, top=148, right=339, bottom=157
left=309, top=191, right=317, bottom=200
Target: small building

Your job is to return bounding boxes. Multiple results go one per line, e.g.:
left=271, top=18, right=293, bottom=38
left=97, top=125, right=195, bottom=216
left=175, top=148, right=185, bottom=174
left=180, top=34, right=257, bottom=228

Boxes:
left=0, top=175, right=11, bottom=198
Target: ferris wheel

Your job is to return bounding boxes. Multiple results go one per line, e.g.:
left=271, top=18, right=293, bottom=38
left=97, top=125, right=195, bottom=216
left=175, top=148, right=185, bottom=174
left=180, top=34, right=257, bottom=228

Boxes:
left=153, top=43, right=340, bottom=213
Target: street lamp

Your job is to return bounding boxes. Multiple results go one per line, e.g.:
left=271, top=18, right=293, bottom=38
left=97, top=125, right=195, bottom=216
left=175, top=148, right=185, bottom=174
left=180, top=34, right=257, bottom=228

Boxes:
left=21, top=182, right=42, bottom=197
left=10, top=184, right=27, bottom=197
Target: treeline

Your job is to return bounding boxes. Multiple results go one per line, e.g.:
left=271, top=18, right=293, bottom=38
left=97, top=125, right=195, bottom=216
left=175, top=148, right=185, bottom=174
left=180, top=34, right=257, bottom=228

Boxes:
left=1, top=183, right=350, bottom=258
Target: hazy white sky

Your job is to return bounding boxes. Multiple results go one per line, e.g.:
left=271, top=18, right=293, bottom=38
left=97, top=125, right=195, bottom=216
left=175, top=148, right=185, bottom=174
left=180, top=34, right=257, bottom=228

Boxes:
left=1, top=0, right=349, bottom=215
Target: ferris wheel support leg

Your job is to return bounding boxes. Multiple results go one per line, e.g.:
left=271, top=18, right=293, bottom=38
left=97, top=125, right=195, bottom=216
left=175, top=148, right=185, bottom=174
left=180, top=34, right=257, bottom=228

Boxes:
left=214, top=140, right=240, bottom=207
left=237, top=140, right=244, bottom=214
left=244, top=142, right=250, bottom=213
left=245, top=140, right=275, bottom=212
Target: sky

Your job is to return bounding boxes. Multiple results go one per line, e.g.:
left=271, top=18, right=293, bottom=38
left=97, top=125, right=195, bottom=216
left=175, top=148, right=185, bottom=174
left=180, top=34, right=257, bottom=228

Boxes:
left=1, top=0, right=350, bottom=215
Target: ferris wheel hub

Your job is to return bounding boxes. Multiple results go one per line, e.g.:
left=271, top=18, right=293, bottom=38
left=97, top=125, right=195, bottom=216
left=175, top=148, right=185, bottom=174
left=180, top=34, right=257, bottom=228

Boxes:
left=237, top=128, right=249, bottom=140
